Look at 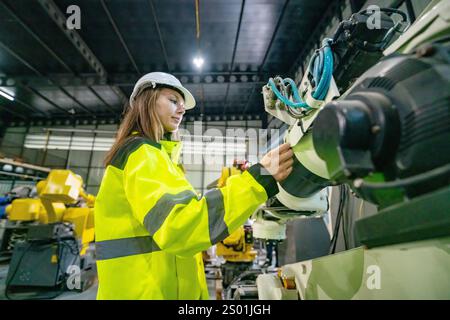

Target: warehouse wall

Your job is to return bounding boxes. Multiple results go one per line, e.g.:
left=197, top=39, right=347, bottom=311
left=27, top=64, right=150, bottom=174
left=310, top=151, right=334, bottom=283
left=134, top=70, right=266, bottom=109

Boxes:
left=0, top=120, right=265, bottom=196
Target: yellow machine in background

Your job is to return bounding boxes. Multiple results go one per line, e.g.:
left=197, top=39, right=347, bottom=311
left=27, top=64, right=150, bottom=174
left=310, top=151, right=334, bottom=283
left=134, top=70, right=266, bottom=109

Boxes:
left=216, top=226, right=256, bottom=263
left=213, top=161, right=256, bottom=263
left=5, top=170, right=95, bottom=255
left=208, top=160, right=258, bottom=291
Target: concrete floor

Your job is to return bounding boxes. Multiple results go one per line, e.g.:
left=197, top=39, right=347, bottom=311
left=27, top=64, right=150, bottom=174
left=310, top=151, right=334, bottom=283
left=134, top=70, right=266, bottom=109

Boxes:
left=0, top=261, right=98, bottom=300
left=0, top=261, right=218, bottom=300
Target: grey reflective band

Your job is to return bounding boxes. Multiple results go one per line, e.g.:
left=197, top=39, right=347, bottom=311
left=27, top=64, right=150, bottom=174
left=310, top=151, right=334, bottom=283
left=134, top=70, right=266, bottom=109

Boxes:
left=96, top=236, right=160, bottom=260
left=205, top=188, right=229, bottom=244
left=144, top=190, right=197, bottom=235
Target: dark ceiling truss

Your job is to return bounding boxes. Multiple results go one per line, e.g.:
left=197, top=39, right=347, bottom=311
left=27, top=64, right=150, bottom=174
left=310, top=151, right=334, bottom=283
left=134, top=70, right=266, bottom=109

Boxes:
left=0, top=1, right=117, bottom=117
left=6, top=110, right=263, bottom=129
left=86, top=87, right=116, bottom=114
left=240, top=0, right=290, bottom=117
left=0, top=72, right=268, bottom=88
left=0, top=1, right=73, bottom=74
left=0, top=38, right=95, bottom=116
left=37, top=0, right=106, bottom=76
left=259, top=0, right=290, bottom=73
left=221, top=0, right=246, bottom=115
left=100, top=0, right=140, bottom=75
left=241, top=83, right=258, bottom=116
left=10, top=94, right=48, bottom=117
left=36, top=0, right=127, bottom=105
left=22, top=85, right=72, bottom=115
left=148, top=0, right=171, bottom=73
left=0, top=103, right=28, bottom=120
left=288, top=0, right=344, bottom=77
left=0, top=0, right=339, bottom=125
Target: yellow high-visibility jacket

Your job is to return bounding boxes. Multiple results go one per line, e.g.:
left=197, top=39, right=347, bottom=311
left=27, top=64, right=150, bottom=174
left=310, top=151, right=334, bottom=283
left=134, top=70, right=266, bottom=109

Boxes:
left=95, top=136, right=278, bottom=299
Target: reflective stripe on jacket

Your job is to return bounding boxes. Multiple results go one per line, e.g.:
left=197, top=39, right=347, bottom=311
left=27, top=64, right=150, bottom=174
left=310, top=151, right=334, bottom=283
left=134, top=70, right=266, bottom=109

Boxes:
left=95, top=136, right=278, bottom=299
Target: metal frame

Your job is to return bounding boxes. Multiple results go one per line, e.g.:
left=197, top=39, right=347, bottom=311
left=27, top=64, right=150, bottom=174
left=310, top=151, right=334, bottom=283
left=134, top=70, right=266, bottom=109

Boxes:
left=0, top=0, right=119, bottom=114
left=222, top=0, right=246, bottom=115
left=0, top=73, right=267, bottom=88
left=238, top=0, right=290, bottom=118
left=0, top=6, right=111, bottom=114
left=259, top=0, right=290, bottom=72
left=148, top=0, right=171, bottom=72
left=37, top=0, right=107, bottom=77
left=288, top=0, right=342, bottom=77
left=37, top=0, right=127, bottom=105
left=0, top=104, right=28, bottom=120
left=0, top=39, right=96, bottom=116
left=100, top=0, right=140, bottom=75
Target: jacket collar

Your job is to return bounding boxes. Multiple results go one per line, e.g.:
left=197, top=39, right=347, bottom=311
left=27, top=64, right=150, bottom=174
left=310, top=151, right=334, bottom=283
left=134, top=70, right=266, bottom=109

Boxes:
left=131, top=131, right=182, bottom=164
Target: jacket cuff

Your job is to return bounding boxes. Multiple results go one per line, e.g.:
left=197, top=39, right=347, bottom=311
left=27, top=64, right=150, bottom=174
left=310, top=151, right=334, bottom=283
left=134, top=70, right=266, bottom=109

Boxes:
left=247, top=163, right=279, bottom=198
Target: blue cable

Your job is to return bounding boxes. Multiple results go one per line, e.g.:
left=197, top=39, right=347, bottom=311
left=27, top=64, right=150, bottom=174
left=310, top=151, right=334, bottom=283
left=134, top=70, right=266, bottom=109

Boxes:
left=313, top=39, right=333, bottom=100
left=267, top=38, right=334, bottom=109
left=268, top=79, right=309, bottom=109
left=317, top=49, right=324, bottom=84
left=283, top=78, right=303, bottom=103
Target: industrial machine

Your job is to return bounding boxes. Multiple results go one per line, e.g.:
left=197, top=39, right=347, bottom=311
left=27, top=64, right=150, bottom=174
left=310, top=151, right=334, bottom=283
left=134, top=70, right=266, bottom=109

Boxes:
left=1, top=169, right=96, bottom=299
left=0, top=185, right=36, bottom=220
left=254, top=0, right=450, bottom=299
left=207, top=160, right=259, bottom=292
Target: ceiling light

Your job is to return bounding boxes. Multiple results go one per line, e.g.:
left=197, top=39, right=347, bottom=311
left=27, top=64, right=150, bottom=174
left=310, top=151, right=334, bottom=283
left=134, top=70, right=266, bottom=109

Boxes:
left=0, top=89, right=14, bottom=101
left=193, top=56, right=204, bottom=69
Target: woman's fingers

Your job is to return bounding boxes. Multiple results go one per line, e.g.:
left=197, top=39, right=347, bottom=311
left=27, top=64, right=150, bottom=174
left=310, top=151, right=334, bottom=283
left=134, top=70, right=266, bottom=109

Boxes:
left=279, top=148, right=294, bottom=163
left=277, top=143, right=291, bottom=153
left=260, top=143, right=295, bottom=182
left=280, top=158, right=294, bottom=170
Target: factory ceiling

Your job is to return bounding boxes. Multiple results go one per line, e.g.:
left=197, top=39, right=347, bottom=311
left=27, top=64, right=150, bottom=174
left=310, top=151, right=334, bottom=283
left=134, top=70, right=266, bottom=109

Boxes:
left=0, top=0, right=334, bottom=125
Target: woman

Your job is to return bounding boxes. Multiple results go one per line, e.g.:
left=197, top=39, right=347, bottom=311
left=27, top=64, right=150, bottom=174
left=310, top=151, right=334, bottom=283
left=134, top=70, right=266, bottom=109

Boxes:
left=95, top=72, right=294, bottom=299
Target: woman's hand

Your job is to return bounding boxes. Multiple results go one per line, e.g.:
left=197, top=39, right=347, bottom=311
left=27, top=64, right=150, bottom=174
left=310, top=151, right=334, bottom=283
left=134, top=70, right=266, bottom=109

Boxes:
left=260, top=143, right=294, bottom=182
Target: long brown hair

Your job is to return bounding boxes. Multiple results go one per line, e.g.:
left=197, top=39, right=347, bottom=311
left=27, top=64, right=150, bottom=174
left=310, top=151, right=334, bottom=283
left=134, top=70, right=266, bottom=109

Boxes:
left=104, top=87, right=165, bottom=166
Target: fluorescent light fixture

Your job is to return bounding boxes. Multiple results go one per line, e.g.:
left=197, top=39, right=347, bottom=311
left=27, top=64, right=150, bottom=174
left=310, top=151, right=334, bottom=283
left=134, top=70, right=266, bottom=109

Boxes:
left=24, top=134, right=248, bottom=156
left=0, top=89, right=14, bottom=101
left=193, top=56, right=204, bottom=69
left=24, top=134, right=114, bottom=151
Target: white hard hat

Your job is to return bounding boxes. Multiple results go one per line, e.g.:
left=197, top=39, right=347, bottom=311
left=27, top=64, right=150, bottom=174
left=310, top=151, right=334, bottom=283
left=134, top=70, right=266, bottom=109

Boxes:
left=129, top=72, right=196, bottom=109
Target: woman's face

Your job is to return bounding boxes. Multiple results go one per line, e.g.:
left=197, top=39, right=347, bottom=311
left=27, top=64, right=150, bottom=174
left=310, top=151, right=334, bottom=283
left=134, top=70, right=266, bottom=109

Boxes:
left=155, top=88, right=186, bottom=132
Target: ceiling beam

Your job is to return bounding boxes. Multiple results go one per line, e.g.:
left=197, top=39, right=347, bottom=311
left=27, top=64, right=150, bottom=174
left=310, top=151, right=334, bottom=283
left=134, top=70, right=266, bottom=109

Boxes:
left=241, top=83, right=259, bottom=116
left=237, top=0, right=290, bottom=118
left=222, top=0, right=246, bottom=116
left=148, top=0, right=171, bottom=72
left=0, top=39, right=96, bottom=116
left=4, top=110, right=264, bottom=126
left=0, top=72, right=267, bottom=87
left=259, top=0, right=290, bottom=71
left=22, top=85, right=72, bottom=114
left=0, top=103, right=29, bottom=120
left=0, top=1, right=73, bottom=74
left=1, top=1, right=120, bottom=114
left=37, top=0, right=107, bottom=77
left=87, top=87, right=117, bottom=113
left=288, top=1, right=341, bottom=77
left=37, top=0, right=128, bottom=104
left=100, top=0, right=140, bottom=75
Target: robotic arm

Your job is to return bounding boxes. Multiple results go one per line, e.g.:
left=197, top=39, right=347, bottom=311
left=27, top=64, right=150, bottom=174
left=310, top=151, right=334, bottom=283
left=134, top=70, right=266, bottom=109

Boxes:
left=257, top=1, right=450, bottom=245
